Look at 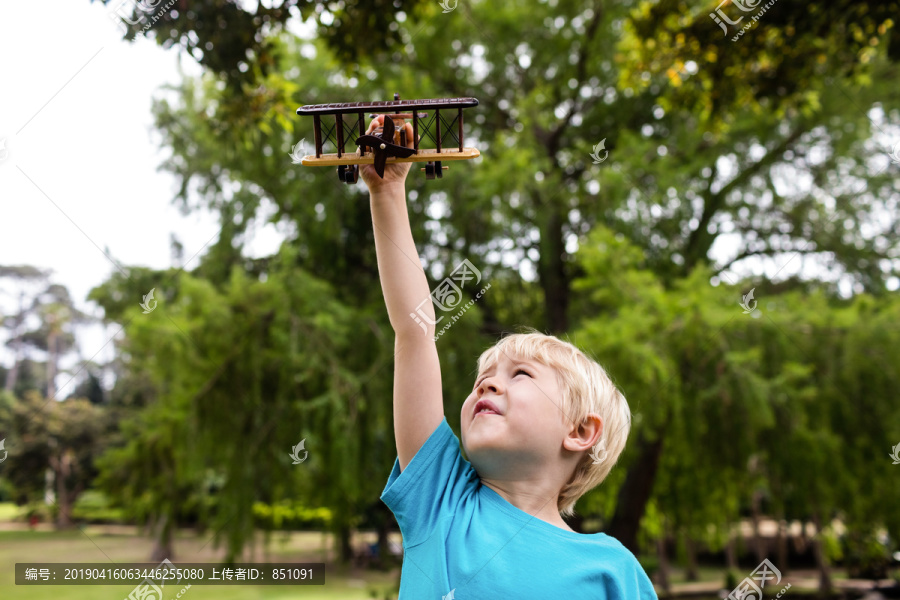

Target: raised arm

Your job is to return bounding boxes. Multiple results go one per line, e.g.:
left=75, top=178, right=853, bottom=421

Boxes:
left=363, top=116, right=444, bottom=472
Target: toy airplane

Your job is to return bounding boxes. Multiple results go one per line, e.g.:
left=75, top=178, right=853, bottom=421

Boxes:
left=296, top=94, right=480, bottom=183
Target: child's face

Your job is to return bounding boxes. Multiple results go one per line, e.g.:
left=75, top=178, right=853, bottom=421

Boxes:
left=461, top=353, right=573, bottom=476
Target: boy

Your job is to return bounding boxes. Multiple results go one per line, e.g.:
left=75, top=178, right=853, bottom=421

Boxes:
left=363, top=115, right=658, bottom=599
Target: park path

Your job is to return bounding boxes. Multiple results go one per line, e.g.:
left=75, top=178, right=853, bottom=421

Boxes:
left=667, top=571, right=897, bottom=597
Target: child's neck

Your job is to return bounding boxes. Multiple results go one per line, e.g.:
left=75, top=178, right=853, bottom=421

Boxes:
left=481, top=478, right=576, bottom=532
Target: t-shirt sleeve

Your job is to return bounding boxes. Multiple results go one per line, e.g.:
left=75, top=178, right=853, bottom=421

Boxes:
left=603, top=543, right=659, bottom=600
left=380, top=416, right=478, bottom=548
left=626, top=556, right=658, bottom=600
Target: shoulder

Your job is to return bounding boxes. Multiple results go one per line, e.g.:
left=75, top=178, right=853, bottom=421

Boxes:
left=592, top=534, right=658, bottom=596
left=592, top=534, right=649, bottom=569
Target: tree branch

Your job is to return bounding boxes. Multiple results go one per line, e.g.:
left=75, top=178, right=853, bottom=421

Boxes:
left=683, top=126, right=807, bottom=269
left=546, top=1, right=605, bottom=156
left=715, top=246, right=821, bottom=275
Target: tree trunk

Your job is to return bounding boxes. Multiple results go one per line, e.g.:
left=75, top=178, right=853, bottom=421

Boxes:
left=3, top=351, right=19, bottom=392
left=377, top=512, right=391, bottom=569
left=338, top=522, right=353, bottom=564
left=606, top=433, right=664, bottom=552
left=776, top=518, right=788, bottom=575
left=685, top=535, right=699, bottom=581
left=792, top=519, right=809, bottom=554
left=54, top=449, right=74, bottom=529
left=538, top=204, right=569, bottom=334
left=47, top=316, right=58, bottom=399
left=750, top=489, right=766, bottom=565
left=565, top=512, right=585, bottom=533
left=4, top=292, right=24, bottom=392
left=150, top=513, right=174, bottom=562
left=44, top=467, right=55, bottom=506
left=262, top=529, right=272, bottom=563
left=811, top=514, right=832, bottom=596
left=725, top=531, right=739, bottom=571
left=657, top=534, right=671, bottom=597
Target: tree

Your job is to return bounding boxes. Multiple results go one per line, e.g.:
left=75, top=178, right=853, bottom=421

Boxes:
left=619, top=0, right=900, bottom=124
left=1, top=265, right=51, bottom=393
left=0, top=268, right=97, bottom=399
left=95, top=0, right=426, bottom=90
left=0, top=391, right=108, bottom=528
left=91, top=245, right=409, bottom=561
left=95, top=390, right=203, bottom=560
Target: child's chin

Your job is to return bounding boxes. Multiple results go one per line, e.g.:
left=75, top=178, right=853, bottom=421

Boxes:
left=464, top=428, right=503, bottom=449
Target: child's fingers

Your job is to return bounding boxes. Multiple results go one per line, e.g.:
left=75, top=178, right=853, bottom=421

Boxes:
left=364, top=116, right=417, bottom=147
left=366, top=115, right=382, bottom=135
left=368, top=114, right=387, bottom=134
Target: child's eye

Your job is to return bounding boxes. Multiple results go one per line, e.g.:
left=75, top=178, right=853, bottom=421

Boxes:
left=473, top=369, right=529, bottom=390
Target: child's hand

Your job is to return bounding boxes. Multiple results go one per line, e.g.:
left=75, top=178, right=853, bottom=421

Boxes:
left=359, top=115, right=416, bottom=193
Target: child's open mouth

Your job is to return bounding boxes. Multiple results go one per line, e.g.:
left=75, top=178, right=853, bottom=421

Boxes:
left=474, top=399, right=502, bottom=417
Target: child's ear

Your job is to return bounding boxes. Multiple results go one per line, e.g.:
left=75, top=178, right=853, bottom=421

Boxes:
left=564, top=414, right=603, bottom=451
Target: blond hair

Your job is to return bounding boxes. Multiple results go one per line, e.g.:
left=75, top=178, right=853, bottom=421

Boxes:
left=475, top=329, right=631, bottom=517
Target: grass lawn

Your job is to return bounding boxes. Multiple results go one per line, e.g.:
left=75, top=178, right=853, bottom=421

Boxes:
left=0, top=527, right=400, bottom=600
left=0, top=502, right=21, bottom=521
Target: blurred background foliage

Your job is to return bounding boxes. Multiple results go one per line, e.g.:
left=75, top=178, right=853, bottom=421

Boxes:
left=2, top=0, right=900, bottom=593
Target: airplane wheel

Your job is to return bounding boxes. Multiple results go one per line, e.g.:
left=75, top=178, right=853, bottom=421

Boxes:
left=434, top=160, right=443, bottom=179
left=424, top=161, right=436, bottom=180
left=337, top=164, right=359, bottom=184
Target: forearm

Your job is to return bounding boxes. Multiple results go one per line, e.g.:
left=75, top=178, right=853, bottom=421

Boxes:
left=369, top=181, right=435, bottom=337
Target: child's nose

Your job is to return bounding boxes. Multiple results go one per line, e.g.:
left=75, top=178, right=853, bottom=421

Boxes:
left=478, top=380, right=499, bottom=394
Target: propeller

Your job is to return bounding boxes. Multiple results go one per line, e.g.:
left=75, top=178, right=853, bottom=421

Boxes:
left=355, top=116, right=416, bottom=178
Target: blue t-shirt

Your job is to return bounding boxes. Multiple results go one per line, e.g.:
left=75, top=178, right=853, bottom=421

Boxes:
left=381, top=417, right=659, bottom=599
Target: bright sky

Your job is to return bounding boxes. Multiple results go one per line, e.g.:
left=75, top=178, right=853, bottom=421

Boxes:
left=0, top=0, right=286, bottom=395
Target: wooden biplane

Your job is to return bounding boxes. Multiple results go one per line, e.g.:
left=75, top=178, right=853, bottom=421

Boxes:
left=296, top=94, right=480, bottom=183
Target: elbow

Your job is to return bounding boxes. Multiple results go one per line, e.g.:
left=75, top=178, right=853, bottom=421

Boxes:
left=393, top=318, right=437, bottom=341
left=396, top=304, right=439, bottom=339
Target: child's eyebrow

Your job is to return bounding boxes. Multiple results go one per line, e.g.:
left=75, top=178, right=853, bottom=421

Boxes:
left=472, top=366, right=494, bottom=387
left=473, top=359, right=540, bottom=385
